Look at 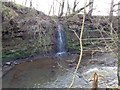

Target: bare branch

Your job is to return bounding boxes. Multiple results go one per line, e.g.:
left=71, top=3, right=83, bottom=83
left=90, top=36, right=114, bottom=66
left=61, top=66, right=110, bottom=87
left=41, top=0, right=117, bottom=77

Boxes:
left=59, top=0, right=65, bottom=17
left=73, top=0, right=79, bottom=12
left=69, top=0, right=87, bottom=88
left=66, top=0, right=70, bottom=15
left=113, top=2, right=120, bottom=7
left=48, top=5, right=52, bottom=15
left=88, top=0, right=94, bottom=16
left=69, top=2, right=93, bottom=16
left=55, top=0, right=62, bottom=6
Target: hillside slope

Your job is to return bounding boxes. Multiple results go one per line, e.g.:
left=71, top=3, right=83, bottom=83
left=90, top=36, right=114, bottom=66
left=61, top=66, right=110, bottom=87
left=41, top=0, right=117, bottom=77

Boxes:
left=2, top=2, right=56, bottom=62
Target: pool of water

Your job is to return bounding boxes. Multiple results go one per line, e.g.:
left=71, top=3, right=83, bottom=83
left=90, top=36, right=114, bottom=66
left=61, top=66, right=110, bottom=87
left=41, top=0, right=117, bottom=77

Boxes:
left=2, top=52, right=118, bottom=88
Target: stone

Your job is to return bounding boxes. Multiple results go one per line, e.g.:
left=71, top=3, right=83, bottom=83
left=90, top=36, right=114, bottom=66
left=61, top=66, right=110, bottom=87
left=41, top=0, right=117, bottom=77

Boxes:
left=5, top=62, right=11, bottom=65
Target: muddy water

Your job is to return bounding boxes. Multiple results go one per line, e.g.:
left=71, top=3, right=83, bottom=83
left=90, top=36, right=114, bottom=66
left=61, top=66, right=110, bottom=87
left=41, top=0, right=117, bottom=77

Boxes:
left=2, top=52, right=118, bottom=88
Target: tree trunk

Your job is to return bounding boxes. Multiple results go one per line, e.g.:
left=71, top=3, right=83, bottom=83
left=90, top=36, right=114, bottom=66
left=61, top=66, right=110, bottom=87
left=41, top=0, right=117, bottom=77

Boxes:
left=118, top=1, right=120, bottom=86
left=25, top=0, right=27, bottom=6
left=48, top=5, right=52, bottom=15
left=66, top=0, right=70, bottom=15
left=30, top=0, right=32, bottom=8
left=72, top=0, right=79, bottom=13
left=109, top=0, right=114, bottom=22
left=52, top=0, right=55, bottom=15
left=59, top=0, right=65, bottom=17
left=109, top=0, right=114, bottom=37
left=88, top=0, right=94, bottom=16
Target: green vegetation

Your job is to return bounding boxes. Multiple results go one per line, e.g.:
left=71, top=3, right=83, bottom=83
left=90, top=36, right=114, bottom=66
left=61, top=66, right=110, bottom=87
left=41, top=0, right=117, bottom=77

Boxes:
left=64, top=25, right=80, bottom=51
left=2, top=50, right=31, bottom=62
left=2, top=4, right=18, bottom=20
left=2, top=37, right=52, bottom=63
left=64, top=24, right=103, bottom=51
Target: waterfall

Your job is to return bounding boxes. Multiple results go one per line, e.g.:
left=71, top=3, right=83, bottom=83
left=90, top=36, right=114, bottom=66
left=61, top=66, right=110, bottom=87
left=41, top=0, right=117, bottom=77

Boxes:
left=56, top=24, right=66, bottom=56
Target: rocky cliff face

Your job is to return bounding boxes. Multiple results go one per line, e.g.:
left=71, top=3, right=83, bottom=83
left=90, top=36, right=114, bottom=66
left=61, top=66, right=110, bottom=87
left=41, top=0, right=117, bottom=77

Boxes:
left=2, top=2, right=118, bottom=62
left=2, top=2, right=56, bottom=62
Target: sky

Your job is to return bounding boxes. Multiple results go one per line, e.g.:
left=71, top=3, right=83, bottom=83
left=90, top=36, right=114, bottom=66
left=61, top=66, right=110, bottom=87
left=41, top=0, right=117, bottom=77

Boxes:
left=4, top=0, right=120, bottom=16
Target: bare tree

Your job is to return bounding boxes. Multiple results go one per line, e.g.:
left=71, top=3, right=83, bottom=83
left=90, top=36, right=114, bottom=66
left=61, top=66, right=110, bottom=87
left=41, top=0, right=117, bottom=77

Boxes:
left=48, top=5, right=52, bottom=15
left=118, top=1, right=120, bottom=15
left=52, top=0, right=55, bottom=15
left=109, top=0, right=114, bottom=37
left=59, top=0, right=65, bottom=17
left=66, top=0, right=70, bottom=15
left=30, top=0, right=32, bottom=8
left=88, top=0, right=94, bottom=16
left=25, top=0, right=27, bottom=6
left=109, top=0, right=114, bottom=22
left=72, top=0, right=79, bottom=12
left=118, top=1, right=120, bottom=86
left=70, top=2, right=93, bottom=16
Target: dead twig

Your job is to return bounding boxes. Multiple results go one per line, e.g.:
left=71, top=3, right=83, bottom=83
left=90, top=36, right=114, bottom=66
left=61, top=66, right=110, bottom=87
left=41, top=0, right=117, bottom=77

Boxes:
left=69, top=0, right=87, bottom=88
left=92, top=72, right=98, bottom=90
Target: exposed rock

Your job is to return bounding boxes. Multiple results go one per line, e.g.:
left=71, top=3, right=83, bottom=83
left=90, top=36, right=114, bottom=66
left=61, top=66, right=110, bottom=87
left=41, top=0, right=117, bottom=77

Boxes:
left=5, top=62, right=11, bottom=65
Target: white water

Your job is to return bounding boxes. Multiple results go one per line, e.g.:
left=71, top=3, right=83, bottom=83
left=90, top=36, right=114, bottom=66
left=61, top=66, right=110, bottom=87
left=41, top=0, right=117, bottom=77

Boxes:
left=56, top=24, right=66, bottom=56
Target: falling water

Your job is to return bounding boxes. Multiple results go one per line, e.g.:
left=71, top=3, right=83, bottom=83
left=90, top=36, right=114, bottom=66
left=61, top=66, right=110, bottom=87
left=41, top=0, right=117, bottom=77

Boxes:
left=56, top=24, right=66, bottom=56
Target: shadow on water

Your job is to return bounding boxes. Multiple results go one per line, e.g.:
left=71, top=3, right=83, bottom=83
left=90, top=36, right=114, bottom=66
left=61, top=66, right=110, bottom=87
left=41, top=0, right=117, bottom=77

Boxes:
left=2, top=57, right=59, bottom=88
